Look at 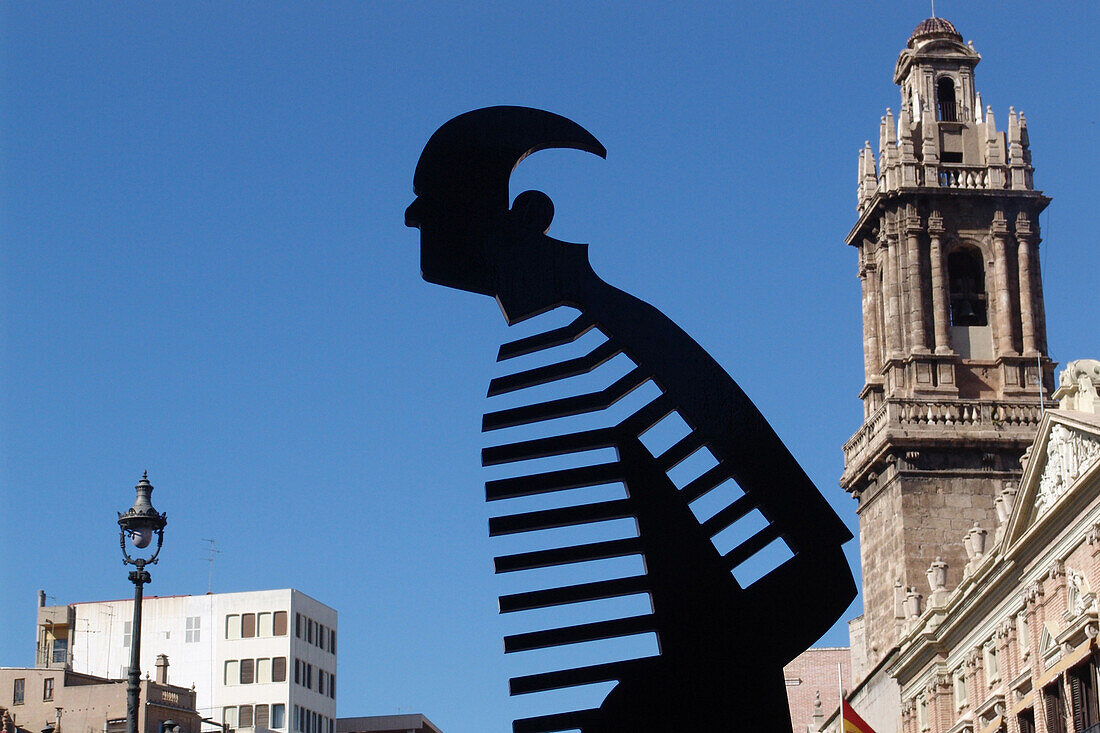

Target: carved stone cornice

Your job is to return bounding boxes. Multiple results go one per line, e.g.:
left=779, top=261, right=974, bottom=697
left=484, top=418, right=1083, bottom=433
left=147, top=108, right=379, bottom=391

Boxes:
left=1024, top=581, right=1044, bottom=606
left=1047, top=558, right=1066, bottom=581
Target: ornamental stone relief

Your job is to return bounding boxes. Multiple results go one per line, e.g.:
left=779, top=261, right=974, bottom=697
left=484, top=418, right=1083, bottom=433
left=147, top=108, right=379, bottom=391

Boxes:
left=1035, top=425, right=1100, bottom=515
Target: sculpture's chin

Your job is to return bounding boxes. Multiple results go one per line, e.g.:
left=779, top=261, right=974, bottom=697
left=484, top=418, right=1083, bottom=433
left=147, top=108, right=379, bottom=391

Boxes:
left=420, top=257, right=494, bottom=297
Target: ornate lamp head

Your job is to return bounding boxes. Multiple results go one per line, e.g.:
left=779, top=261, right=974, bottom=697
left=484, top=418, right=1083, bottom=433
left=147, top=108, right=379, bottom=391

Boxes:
left=118, top=471, right=167, bottom=566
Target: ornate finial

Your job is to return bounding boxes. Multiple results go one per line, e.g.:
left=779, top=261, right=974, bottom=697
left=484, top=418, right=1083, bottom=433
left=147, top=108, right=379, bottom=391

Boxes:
left=142, top=470, right=148, bottom=480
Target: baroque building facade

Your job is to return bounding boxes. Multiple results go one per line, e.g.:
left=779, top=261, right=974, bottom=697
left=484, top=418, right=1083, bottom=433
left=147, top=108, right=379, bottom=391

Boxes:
left=841, top=16, right=1052, bottom=685
left=787, top=16, right=1100, bottom=733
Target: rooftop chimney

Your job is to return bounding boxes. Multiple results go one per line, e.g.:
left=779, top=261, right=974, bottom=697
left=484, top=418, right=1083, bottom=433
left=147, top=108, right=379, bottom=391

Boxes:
left=38, top=590, right=46, bottom=607
left=155, top=655, right=169, bottom=684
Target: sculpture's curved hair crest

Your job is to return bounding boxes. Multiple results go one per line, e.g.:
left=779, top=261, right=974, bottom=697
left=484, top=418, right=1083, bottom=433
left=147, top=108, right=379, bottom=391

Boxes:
left=412, top=106, right=607, bottom=211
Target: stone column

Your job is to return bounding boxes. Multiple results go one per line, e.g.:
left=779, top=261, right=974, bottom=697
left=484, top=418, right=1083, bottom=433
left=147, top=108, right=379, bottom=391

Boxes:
left=906, top=211, right=928, bottom=352
left=991, top=212, right=1018, bottom=356
left=1032, top=241, right=1048, bottom=356
left=927, top=212, right=950, bottom=354
left=861, top=260, right=883, bottom=382
left=1017, top=233, right=1037, bottom=355
left=883, top=236, right=903, bottom=358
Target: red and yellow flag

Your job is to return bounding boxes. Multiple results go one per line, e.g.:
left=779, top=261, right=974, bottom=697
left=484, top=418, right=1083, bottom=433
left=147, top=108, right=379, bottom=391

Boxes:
left=842, top=700, right=877, bottom=733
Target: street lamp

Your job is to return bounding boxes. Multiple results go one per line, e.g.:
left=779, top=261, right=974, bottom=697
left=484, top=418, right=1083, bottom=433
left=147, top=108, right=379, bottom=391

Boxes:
left=118, top=472, right=167, bottom=733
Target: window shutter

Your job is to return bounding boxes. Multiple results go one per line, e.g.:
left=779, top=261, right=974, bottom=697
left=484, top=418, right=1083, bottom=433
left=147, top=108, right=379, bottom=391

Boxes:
left=1071, top=672, right=1086, bottom=732
left=1045, top=683, right=1066, bottom=733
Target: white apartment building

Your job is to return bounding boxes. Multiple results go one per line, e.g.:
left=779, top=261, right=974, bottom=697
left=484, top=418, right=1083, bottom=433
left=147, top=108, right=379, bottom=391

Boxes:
left=35, top=589, right=337, bottom=733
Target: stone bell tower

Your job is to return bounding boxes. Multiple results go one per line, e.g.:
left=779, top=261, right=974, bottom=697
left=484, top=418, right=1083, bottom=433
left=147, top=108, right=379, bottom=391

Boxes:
left=841, top=17, right=1054, bottom=679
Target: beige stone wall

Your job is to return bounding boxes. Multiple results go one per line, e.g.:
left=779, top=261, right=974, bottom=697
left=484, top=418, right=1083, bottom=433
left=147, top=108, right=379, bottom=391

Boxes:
left=855, top=474, right=906, bottom=672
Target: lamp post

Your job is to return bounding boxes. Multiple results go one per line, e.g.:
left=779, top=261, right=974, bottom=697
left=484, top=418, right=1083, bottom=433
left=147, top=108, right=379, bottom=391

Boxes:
left=118, top=472, right=167, bottom=733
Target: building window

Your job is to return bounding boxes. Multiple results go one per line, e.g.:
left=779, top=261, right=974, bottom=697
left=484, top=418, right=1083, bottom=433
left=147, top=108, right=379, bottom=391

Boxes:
left=273, top=656, right=287, bottom=682
left=240, top=658, right=255, bottom=685
left=123, top=621, right=133, bottom=647
left=985, top=643, right=1000, bottom=685
left=226, top=614, right=241, bottom=640
left=239, top=705, right=253, bottom=729
left=330, top=629, right=335, bottom=654
left=954, top=669, right=967, bottom=708
left=272, top=704, right=285, bottom=730
left=13, top=678, right=24, bottom=704
left=306, top=663, right=313, bottom=690
left=937, top=77, right=958, bottom=122
left=318, top=670, right=325, bottom=696
left=948, top=248, right=988, bottom=327
left=329, top=672, right=335, bottom=699
left=1017, top=708, right=1035, bottom=733
left=225, top=660, right=239, bottom=686
left=43, top=677, right=54, bottom=701
left=1069, top=660, right=1100, bottom=732
left=242, top=613, right=256, bottom=638
left=52, top=638, right=68, bottom=664
left=1045, top=681, right=1067, bottom=733
left=294, top=658, right=300, bottom=685
left=186, top=616, right=201, bottom=643
left=255, top=705, right=269, bottom=729
left=295, top=613, right=301, bottom=638
left=258, top=612, right=273, bottom=638
left=1017, top=612, right=1030, bottom=657
left=223, top=707, right=238, bottom=730
left=307, top=620, right=314, bottom=645
left=258, top=658, right=272, bottom=684
left=274, top=611, right=288, bottom=636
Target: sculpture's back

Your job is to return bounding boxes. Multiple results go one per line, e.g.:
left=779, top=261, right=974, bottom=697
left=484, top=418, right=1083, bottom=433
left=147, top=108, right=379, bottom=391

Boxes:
left=407, top=106, right=855, bottom=732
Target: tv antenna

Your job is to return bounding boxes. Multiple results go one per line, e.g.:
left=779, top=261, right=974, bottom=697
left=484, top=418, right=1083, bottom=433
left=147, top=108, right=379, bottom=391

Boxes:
left=203, top=539, right=222, bottom=593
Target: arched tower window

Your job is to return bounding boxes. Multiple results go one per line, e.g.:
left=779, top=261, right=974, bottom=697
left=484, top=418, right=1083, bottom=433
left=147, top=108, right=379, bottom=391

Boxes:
left=937, top=77, right=958, bottom=122
left=948, top=248, right=987, bottom=326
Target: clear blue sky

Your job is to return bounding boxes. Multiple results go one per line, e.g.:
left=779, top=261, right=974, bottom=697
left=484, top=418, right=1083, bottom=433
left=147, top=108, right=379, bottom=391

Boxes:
left=2, top=2, right=1097, bottom=731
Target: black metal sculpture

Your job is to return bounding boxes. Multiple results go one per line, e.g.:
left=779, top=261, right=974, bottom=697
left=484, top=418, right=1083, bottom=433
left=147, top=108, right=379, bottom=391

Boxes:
left=406, top=106, right=855, bottom=733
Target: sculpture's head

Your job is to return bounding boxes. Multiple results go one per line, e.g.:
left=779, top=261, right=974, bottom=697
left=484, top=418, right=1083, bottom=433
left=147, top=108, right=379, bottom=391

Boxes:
left=405, top=106, right=605, bottom=296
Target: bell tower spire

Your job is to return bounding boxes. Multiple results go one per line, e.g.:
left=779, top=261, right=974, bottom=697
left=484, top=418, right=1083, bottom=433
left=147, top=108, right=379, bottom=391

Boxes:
left=842, top=17, right=1053, bottom=681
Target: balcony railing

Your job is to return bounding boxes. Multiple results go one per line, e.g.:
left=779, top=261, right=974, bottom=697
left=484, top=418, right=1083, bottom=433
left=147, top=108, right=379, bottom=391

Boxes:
left=843, top=398, right=1044, bottom=464
left=938, top=166, right=1001, bottom=189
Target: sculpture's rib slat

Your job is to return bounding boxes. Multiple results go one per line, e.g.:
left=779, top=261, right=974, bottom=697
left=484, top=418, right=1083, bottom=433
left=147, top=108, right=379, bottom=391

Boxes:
left=619, top=393, right=673, bottom=435
left=489, top=499, right=633, bottom=536
left=486, top=462, right=624, bottom=501
left=497, top=313, right=596, bottom=361
left=700, top=493, right=756, bottom=536
left=509, top=657, right=654, bottom=695
left=655, top=431, right=704, bottom=472
left=482, top=427, right=617, bottom=466
left=679, top=463, right=735, bottom=503
left=503, top=614, right=657, bottom=653
left=494, top=538, right=643, bottom=573
left=488, top=340, right=620, bottom=396
left=498, top=575, right=650, bottom=613
left=482, top=367, right=648, bottom=431
left=512, top=709, right=601, bottom=733
left=722, top=524, right=784, bottom=571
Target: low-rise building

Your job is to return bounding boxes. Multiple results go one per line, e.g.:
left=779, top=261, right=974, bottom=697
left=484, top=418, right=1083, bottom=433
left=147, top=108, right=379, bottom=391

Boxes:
left=336, top=715, right=442, bottom=733
left=0, top=665, right=200, bottom=733
left=35, top=589, right=336, bottom=733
